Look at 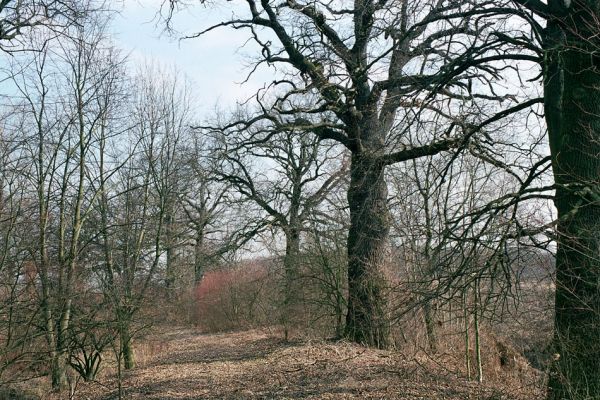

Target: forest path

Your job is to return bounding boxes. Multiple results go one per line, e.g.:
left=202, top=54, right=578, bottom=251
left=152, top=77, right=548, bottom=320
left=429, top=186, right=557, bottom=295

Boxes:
left=61, top=328, right=539, bottom=399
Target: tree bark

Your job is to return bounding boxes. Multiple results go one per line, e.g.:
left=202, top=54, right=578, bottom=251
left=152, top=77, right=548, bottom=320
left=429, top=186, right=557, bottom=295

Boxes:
left=345, top=153, right=390, bottom=349
left=194, top=229, right=205, bottom=284
left=282, top=227, right=301, bottom=340
left=544, top=2, right=600, bottom=397
left=424, top=301, right=438, bottom=353
left=50, top=353, right=67, bottom=390
left=120, top=322, right=135, bottom=370
left=165, top=210, right=177, bottom=296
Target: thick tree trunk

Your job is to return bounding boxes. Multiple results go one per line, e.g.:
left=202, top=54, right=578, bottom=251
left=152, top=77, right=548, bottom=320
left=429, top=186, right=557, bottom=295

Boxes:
left=122, top=341, right=135, bottom=370
left=120, top=323, right=135, bottom=370
left=50, top=353, right=67, bottom=390
left=545, top=2, right=600, bottom=397
left=345, top=153, right=390, bottom=349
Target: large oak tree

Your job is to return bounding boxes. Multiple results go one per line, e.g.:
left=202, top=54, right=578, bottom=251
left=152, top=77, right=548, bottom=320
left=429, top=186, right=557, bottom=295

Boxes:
left=166, top=0, right=536, bottom=348
left=520, top=0, right=600, bottom=397
left=465, top=0, right=600, bottom=396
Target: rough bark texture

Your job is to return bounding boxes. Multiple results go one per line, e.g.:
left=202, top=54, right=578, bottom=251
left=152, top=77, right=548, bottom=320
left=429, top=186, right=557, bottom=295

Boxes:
left=544, top=1, right=600, bottom=398
left=345, top=153, right=390, bottom=349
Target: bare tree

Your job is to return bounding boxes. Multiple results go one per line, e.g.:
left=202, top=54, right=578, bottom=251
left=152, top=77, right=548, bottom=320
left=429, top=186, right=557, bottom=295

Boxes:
left=213, top=122, right=346, bottom=338
left=505, top=0, right=600, bottom=397
left=179, top=135, right=235, bottom=285
left=0, top=114, right=44, bottom=385
left=0, top=0, right=99, bottom=53
left=7, top=13, right=124, bottom=388
left=459, top=0, right=600, bottom=396
left=302, top=181, right=350, bottom=338
left=164, top=0, right=539, bottom=348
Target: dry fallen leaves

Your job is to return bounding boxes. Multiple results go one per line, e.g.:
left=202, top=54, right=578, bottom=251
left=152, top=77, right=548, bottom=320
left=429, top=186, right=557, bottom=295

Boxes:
left=45, top=327, right=543, bottom=400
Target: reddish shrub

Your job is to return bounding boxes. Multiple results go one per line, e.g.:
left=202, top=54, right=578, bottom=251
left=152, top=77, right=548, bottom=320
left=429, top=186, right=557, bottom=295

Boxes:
left=193, top=262, right=276, bottom=332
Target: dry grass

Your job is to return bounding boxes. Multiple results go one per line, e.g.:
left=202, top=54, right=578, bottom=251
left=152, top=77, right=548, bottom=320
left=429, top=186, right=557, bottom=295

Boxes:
left=36, top=327, right=545, bottom=400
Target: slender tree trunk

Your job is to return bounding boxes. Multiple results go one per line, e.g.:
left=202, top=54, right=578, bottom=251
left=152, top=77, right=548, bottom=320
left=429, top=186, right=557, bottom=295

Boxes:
left=474, top=282, right=482, bottom=383
left=39, top=180, right=66, bottom=389
left=39, top=246, right=66, bottom=389
left=194, top=229, right=205, bottom=284
left=419, top=161, right=438, bottom=353
left=54, top=295, right=72, bottom=390
left=463, top=289, right=471, bottom=381
left=544, top=2, right=600, bottom=397
left=282, top=228, right=300, bottom=340
left=424, top=301, right=438, bottom=353
left=334, top=258, right=344, bottom=339
left=165, top=210, right=177, bottom=296
left=345, top=153, right=390, bottom=349
left=45, top=288, right=66, bottom=390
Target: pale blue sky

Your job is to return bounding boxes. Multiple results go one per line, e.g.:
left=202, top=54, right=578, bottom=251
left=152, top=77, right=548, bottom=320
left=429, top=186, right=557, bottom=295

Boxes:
left=112, top=0, right=271, bottom=115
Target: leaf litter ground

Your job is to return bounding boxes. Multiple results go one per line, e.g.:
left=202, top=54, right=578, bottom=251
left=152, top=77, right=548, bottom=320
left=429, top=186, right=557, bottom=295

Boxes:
left=54, top=328, right=543, bottom=399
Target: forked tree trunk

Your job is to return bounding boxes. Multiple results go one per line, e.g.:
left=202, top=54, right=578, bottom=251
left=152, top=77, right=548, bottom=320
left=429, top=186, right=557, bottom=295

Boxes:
left=544, top=2, right=600, bottom=397
left=345, top=153, right=390, bottom=349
